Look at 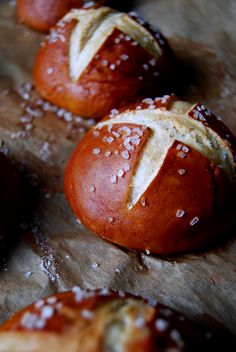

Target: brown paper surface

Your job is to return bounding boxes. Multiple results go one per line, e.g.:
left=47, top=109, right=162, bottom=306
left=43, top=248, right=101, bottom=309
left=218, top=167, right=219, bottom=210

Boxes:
left=0, top=0, right=236, bottom=338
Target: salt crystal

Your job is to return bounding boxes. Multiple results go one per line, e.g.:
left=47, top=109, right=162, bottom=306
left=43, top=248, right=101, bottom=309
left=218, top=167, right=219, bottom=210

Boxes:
left=93, top=148, right=100, bottom=155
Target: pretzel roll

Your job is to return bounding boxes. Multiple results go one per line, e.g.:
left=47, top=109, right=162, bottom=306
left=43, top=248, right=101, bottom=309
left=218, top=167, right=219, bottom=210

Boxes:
left=64, top=95, right=236, bottom=254
left=0, top=288, right=229, bottom=351
left=34, top=7, right=173, bottom=118
left=0, top=152, right=21, bottom=242
left=16, top=0, right=107, bottom=32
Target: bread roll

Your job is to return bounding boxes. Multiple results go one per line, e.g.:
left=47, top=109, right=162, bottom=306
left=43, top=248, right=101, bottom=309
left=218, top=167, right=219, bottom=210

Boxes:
left=0, top=288, right=230, bottom=351
left=34, top=7, right=173, bottom=118
left=64, top=95, right=236, bottom=254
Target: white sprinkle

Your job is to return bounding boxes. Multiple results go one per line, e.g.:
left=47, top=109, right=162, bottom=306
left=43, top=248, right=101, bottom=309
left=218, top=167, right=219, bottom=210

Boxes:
left=141, top=197, right=146, bottom=207
left=178, top=169, right=186, bottom=175
left=64, top=112, right=72, bottom=122
left=170, top=330, right=184, bottom=348
left=89, top=184, right=96, bottom=193
left=135, top=316, right=145, bottom=328
left=121, top=54, right=129, bottom=61
left=102, top=60, right=109, bottom=67
left=125, top=35, right=131, bottom=41
left=109, top=108, right=119, bottom=118
left=24, top=271, right=32, bottom=278
left=155, top=318, right=169, bottom=332
left=117, top=169, right=125, bottom=178
left=81, top=309, right=94, bottom=319
left=47, top=297, right=57, bottom=304
left=177, top=151, right=186, bottom=159
left=182, top=145, right=189, bottom=153
left=111, top=175, right=118, bottom=184
left=123, top=126, right=131, bottom=135
left=110, top=64, right=116, bottom=70
left=47, top=67, right=54, bottom=75
left=112, top=131, right=120, bottom=138
left=35, top=300, right=45, bottom=309
left=92, top=262, right=99, bottom=269
left=176, top=143, right=182, bottom=150
left=93, top=148, right=100, bottom=155
left=114, top=267, right=121, bottom=273
left=114, top=37, right=121, bottom=44
left=93, top=130, right=100, bottom=137
left=41, top=306, right=54, bottom=319
left=145, top=249, right=151, bottom=255
left=176, top=210, right=185, bottom=218
left=107, top=124, right=113, bottom=134
left=124, top=163, right=131, bottom=172
left=190, top=217, right=199, bottom=226
left=107, top=217, right=114, bottom=223
left=107, top=136, right=114, bottom=144
left=143, top=64, right=149, bottom=70
left=105, top=151, right=111, bottom=157
left=138, top=76, right=144, bottom=81
left=121, top=150, right=130, bottom=160
left=149, top=58, right=157, bottom=66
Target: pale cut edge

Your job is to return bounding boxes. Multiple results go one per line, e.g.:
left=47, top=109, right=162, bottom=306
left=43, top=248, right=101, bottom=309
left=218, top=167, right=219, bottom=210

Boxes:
left=64, top=7, right=162, bottom=81
left=0, top=299, right=153, bottom=352
left=97, top=102, right=235, bottom=208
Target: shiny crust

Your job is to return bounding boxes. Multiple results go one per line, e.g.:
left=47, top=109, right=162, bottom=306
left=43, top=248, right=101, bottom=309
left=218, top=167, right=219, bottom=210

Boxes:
left=16, top=0, right=106, bottom=32
left=0, top=152, right=21, bottom=240
left=64, top=96, right=236, bottom=254
left=33, top=7, right=173, bottom=118
left=0, top=288, right=228, bottom=351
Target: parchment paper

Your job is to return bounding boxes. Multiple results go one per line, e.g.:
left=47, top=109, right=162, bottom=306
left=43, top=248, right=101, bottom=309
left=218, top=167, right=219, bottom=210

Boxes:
left=0, top=0, right=236, bottom=339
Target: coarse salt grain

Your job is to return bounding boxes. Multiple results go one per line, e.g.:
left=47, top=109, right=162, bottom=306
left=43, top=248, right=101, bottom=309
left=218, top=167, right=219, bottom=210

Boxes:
left=177, top=151, right=186, bottom=159
left=35, top=300, right=45, bottom=309
left=47, top=297, right=57, bottom=304
left=81, top=309, right=94, bottom=319
left=176, top=210, right=185, bottom=218
left=117, top=169, right=125, bottom=178
left=182, top=145, right=189, bottom=153
left=24, top=271, right=32, bottom=278
left=93, top=130, right=100, bottom=137
left=91, top=263, right=99, bottom=269
left=121, top=54, right=129, bottom=61
left=176, top=143, right=182, bottom=150
left=111, top=175, right=118, bottom=184
left=89, top=184, right=96, bottom=193
left=93, top=148, right=100, bottom=155
left=121, top=150, right=130, bottom=160
left=110, top=64, right=116, bottom=70
left=105, top=151, right=111, bottom=157
left=107, top=217, right=114, bottom=223
left=135, top=316, right=145, bottom=328
left=141, top=197, right=146, bottom=207
left=155, top=318, right=169, bottom=332
left=190, top=217, right=199, bottom=226
left=124, top=163, right=131, bottom=172
left=107, top=136, right=114, bottom=144
left=47, top=67, right=54, bottom=75
left=178, top=169, right=186, bottom=175
left=41, top=306, right=54, bottom=319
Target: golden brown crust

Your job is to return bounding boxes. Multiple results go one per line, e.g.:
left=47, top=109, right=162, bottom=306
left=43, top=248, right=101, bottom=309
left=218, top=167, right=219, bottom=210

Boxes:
left=33, top=8, right=173, bottom=118
left=16, top=0, right=106, bottom=32
left=0, top=289, right=230, bottom=351
left=64, top=96, right=236, bottom=254
left=0, top=152, right=21, bottom=240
